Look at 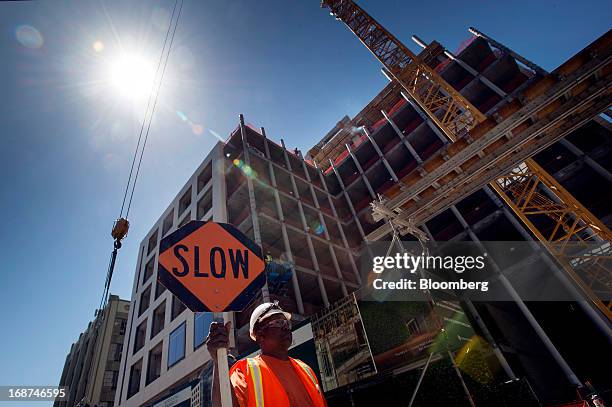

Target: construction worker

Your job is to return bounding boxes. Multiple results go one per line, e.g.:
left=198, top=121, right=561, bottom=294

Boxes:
left=206, top=301, right=327, bottom=407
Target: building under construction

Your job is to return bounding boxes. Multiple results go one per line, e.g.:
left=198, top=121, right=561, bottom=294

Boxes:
left=115, top=2, right=611, bottom=406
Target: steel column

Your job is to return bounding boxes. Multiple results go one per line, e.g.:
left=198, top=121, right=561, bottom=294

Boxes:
left=314, top=161, right=363, bottom=285
left=299, top=155, right=349, bottom=296
left=281, top=140, right=329, bottom=307
left=345, top=143, right=377, bottom=198
left=261, top=128, right=305, bottom=314
left=381, top=109, right=424, bottom=164
left=238, top=115, right=269, bottom=302
left=362, top=127, right=399, bottom=182
left=449, top=205, right=581, bottom=386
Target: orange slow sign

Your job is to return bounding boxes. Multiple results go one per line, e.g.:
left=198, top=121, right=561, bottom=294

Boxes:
left=157, top=221, right=266, bottom=312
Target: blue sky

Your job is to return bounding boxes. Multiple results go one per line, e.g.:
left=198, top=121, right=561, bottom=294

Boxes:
left=0, top=0, right=609, bottom=402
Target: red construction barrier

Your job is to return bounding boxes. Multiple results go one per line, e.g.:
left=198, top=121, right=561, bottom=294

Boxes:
left=387, top=98, right=407, bottom=117
left=435, top=58, right=452, bottom=73
left=333, top=150, right=350, bottom=167
left=371, top=116, right=387, bottom=132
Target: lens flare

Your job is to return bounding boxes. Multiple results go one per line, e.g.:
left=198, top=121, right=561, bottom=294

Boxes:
left=176, top=110, right=188, bottom=121
left=454, top=335, right=496, bottom=383
left=208, top=129, right=224, bottom=141
left=93, top=41, right=105, bottom=53
left=192, top=124, right=203, bottom=135
left=232, top=159, right=258, bottom=179
left=175, top=111, right=206, bottom=136
left=15, top=25, right=44, bottom=49
left=312, top=222, right=325, bottom=235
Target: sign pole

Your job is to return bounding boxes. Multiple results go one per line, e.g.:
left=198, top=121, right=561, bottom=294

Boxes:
left=217, top=312, right=233, bottom=407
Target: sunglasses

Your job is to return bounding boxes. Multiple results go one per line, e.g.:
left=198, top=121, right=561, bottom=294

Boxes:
left=259, top=318, right=291, bottom=331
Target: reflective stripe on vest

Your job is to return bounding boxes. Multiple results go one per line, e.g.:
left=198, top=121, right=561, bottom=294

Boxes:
left=293, top=359, right=319, bottom=392
left=247, top=358, right=264, bottom=407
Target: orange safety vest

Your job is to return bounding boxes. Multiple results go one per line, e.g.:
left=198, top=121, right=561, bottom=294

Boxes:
left=230, top=356, right=327, bottom=407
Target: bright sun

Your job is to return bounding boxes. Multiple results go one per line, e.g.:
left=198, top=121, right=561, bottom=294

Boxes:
left=110, top=54, right=156, bottom=102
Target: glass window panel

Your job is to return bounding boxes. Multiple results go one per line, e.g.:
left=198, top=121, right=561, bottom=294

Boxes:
left=194, top=312, right=213, bottom=349
left=168, top=322, right=186, bottom=368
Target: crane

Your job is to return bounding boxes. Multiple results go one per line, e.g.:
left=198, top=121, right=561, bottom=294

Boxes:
left=320, top=0, right=612, bottom=320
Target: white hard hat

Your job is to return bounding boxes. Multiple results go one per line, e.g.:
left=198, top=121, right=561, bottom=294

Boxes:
left=249, top=301, right=292, bottom=340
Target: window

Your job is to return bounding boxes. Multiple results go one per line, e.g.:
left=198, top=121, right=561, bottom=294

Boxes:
left=147, top=230, right=158, bottom=255
left=197, top=162, right=212, bottom=193
left=151, top=301, right=166, bottom=339
left=197, top=188, right=213, bottom=220
left=103, top=370, right=118, bottom=388
left=134, top=320, right=147, bottom=354
left=138, top=285, right=151, bottom=316
left=155, top=280, right=167, bottom=299
left=168, top=322, right=186, bottom=368
left=114, top=318, right=127, bottom=335
left=171, top=295, right=186, bottom=321
left=146, top=342, right=163, bottom=385
left=162, top=210, right=174, bottom=236
left=194, top=312, right=213, bottom=349
left=109, top=343, right=122, bottom=361
left=179, top=187, right=192, bottom=215
left=119, top=318, right=127, bottom=335
left=127, top=359, right=142, bottom=399
left=177, top=214, right=190, bottom=229
left=143, top=258, right=155, bottom=285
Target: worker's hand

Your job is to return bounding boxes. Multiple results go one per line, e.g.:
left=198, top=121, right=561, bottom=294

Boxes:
left=206, top=321, right=231, bottom=362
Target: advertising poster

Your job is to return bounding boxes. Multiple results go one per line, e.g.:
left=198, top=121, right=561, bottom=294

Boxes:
left=311, top=294, right=377, bottom=391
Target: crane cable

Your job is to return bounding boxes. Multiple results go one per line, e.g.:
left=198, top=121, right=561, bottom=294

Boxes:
left=123, top=0, right=183, bottom=219
left=99, top=0, right=184, bottom=311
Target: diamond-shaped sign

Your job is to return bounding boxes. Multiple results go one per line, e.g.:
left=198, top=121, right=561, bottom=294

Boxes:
left=157, top=221, right=266, bottom=312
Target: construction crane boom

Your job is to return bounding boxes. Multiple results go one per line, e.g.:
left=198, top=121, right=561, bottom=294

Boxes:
left=321, top=0, right=612, bottom=320
left=321, top=0, right=485, bottom=141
